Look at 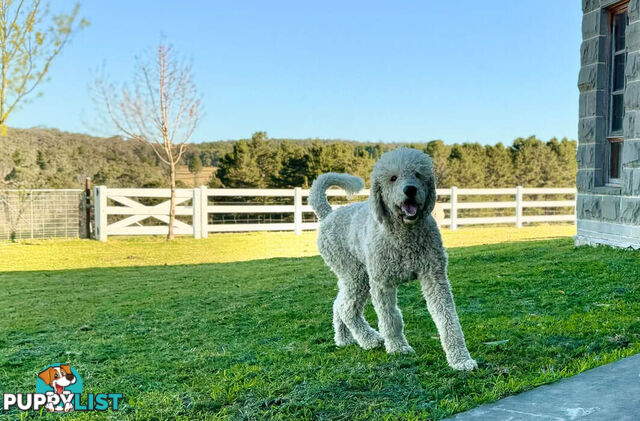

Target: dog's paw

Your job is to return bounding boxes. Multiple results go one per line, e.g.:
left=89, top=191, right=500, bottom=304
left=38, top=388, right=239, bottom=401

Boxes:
left=334, top=336, right=356, bottom=347
left=358, top=331, right=384, bottom=350
left=386, top=343, right=415, bottom=354
left=449, top=358, right=478, bottom=371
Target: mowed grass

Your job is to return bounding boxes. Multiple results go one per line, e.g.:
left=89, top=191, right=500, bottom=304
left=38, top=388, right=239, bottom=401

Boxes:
left=3, top=226, right=640, bottom=420
left=0, top=224, right=576, bottom=271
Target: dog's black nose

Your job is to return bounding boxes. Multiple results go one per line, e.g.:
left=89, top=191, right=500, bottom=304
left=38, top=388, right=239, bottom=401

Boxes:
left=403, top=185, right=417, bottom=197
left=66, top=374, right=74, bottom=381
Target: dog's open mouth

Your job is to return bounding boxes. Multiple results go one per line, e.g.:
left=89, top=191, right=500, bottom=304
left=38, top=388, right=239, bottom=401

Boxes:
left=399, top=200, right=420, bottom=223
left=55, top=384, right=64, bottom=394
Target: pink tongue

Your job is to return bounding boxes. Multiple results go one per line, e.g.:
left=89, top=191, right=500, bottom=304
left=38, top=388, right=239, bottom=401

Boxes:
left=56, top=385, right=64, bottom=394
left=402, top=203, right=417, bottom=216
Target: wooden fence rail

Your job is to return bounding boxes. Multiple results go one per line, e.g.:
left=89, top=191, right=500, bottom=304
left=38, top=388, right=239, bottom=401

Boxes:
left=93, top=186, right=577, bottom=241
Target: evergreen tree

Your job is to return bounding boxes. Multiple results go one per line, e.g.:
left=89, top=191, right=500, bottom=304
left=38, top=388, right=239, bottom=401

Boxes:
left=513, top=136, right=549, bottom=186
left=485, top=143, right=514, bottom=187
left=548, top=137, right=578, bottom=186
left=424, top=140, right=452, bottom=187
left=447, top=143, right=487, bottom=188
left=274, top=141, right=310, bottom=187
left=249, top=132, right=281, bottom=187
left=213, top=140, right=262, bottom=187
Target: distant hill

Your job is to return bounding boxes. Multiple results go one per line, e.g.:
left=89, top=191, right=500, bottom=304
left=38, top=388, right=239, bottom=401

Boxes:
left=2, top=128, right=168, bottom=189
left=0, top=127, right=382, bottom=189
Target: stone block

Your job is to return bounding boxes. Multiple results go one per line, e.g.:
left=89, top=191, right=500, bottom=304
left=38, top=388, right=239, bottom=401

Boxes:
left=582, top=10, right=603, bottom=40
left=581, top=36, right=606, bottom=66
left=577, top=169, right=596, bottom=192
left=578, top=64, right=607, bottom=92
left=620, top=197, right=640, bottom=224
left=577, top=195, right=601, bottom=219
left=625, top=81, right=640, bottom=110
left=623, top=110, right=640, bottom=139
left=584, top=0, right=599, bottom=13
left=601, top=196, right=621, bottom=221
left=624, top=168, right=640, bottom=195
left=628, top=22, right=640, bottom=52
left=630, top=0, right=640, bottom=23
left=622, top=139, right=640, bottom=165
left=579, top=90, right=606, bottom=118
left=578, top=116, right=606, bottom=144
left=626, top=51, right=640, bottom=82
left=577, top=144, right=596, bottom=168
left=594, top=167, right=605, bottom=186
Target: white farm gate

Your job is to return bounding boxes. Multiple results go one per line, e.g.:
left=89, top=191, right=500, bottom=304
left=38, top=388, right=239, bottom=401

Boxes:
left=93, top=186, right=577, bottom=241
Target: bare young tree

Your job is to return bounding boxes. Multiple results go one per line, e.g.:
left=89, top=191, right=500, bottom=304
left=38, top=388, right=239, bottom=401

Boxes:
left=0, top=0, right=88, bottom=136
left=94, top=43, right=202, bottom=240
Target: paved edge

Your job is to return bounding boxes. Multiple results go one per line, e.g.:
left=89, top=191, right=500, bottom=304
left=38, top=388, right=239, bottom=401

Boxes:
left=447, top=352, right=640, bottom=420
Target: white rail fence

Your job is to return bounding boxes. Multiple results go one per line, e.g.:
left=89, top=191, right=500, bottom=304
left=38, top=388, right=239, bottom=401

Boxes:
left=93, top=186, right=576, bottom=241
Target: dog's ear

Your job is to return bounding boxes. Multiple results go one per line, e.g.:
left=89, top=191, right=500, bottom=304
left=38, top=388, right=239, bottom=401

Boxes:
left=38, top=367, right=55, bottom=385
left=59, top=364, right=71, bottom=376
left=370, top=177, right=389, bottom=225
left=424, top=175, right=437, bottom=215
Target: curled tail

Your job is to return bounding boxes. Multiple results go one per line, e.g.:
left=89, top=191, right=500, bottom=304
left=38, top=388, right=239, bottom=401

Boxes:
left=309, top=173, right=365, bottom=219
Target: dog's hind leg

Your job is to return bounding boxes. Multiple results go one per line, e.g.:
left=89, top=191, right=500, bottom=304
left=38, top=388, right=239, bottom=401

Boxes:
left=336, top=274, right=384, bottom=350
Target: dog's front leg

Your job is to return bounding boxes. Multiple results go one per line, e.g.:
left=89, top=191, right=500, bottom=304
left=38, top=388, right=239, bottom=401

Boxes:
left=370, top=283, right=414, bottom=354
left=420, top=275, right=477, bottom=371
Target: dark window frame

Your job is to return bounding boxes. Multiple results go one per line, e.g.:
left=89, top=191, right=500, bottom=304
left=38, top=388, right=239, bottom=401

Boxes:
left=606, top=2, right=629, bottom=186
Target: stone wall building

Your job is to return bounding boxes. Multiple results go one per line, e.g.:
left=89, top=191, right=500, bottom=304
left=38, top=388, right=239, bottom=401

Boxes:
left=577, top=0, right=640, bottom=248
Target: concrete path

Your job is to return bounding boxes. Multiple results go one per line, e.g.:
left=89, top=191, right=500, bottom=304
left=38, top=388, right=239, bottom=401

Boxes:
left=447, top=353, right=640, bottom=421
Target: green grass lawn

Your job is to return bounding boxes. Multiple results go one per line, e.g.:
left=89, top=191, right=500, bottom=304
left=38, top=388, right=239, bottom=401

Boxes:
left=0, top=225, right=576, bottom=271
left=1, top=233, right=640, bottom=419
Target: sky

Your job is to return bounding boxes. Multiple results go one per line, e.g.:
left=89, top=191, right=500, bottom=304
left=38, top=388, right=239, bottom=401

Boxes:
left=9, top=0, right=582, bottom=145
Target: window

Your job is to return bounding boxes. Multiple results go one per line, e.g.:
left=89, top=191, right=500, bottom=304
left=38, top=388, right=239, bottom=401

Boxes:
left=607, top=4, right=628, bottom=185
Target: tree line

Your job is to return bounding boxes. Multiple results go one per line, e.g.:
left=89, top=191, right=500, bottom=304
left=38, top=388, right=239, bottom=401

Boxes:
left=2, top=128, right=577, bottom=190
left=204, top=132, right=577, bottom=189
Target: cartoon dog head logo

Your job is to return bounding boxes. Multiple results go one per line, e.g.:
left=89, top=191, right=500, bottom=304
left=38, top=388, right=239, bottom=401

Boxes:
left=36, top=364, right=83, bottom=412
left=38, top=365, right=76, bottom=394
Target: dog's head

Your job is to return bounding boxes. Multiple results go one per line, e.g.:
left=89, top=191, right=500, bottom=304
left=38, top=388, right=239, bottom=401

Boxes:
left=38, top=365, right=76, bottom=394
left=370, top=148, right=436, bottom=227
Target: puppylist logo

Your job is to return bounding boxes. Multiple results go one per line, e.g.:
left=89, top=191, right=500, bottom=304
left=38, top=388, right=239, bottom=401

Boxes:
left=2, top=364, right=122, bottom=413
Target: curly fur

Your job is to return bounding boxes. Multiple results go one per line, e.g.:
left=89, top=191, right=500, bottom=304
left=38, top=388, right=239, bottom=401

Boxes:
left=309, top=173, right=365, bottom=219
left=309, top=148, right=477, bottom=371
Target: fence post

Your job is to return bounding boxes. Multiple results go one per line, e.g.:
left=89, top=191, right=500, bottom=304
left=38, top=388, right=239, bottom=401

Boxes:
left=515, top=185, right=523, bottom=228
left=94, top=185, right=107, bottom=242
left=192, top=187, right=201, bottom=239
left=85, top=177, right=92, bottom=239
left=294, top=187, right=302, bottom=235
left=200, top=186, right=208, bottom=239
left=30, top=190, right=34, bottom=239
left=450, top=186, right=458, bottom=230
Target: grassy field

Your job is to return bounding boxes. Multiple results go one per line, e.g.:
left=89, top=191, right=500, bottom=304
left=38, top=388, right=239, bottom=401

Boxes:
left=3, top=226, right=640, bottom=420
left=0, top=225, right=576, bottom=271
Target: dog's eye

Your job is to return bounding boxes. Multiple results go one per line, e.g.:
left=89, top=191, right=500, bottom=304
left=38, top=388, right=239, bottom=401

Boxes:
left=54, top=373, right=59, bottom=378
left=390, top=175, right=397, bottom=182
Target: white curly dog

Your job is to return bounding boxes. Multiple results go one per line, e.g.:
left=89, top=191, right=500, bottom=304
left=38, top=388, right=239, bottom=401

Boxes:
left=309, top=147, right=477, bottom=371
